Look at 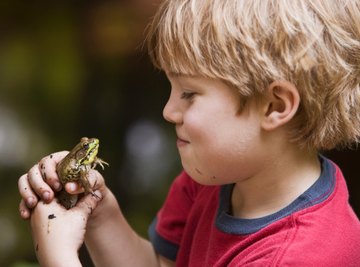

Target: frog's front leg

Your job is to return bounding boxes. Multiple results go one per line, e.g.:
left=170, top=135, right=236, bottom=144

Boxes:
left=79, top=166, right=100, bottom=199
left=92, top=157, right=109, bottom=170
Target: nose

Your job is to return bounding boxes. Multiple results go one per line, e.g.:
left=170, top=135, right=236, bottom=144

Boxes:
left=163, top=91, right=183, bottom=124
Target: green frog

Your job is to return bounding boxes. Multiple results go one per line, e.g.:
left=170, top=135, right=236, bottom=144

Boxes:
left=56, top=137, right=108, bottom=209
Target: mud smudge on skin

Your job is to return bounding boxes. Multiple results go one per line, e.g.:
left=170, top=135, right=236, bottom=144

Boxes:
left=88, top=206, right=93, bottom=215
left=195, top=168, right=203, bottom=175
left=47, top=214, right=56, bottom=234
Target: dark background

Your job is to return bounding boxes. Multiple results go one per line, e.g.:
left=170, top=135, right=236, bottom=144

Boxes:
left=0, top=1, right=358, bottom=266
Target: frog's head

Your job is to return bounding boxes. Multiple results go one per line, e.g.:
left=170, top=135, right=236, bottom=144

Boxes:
left=74, top=137, right=100, bottom=165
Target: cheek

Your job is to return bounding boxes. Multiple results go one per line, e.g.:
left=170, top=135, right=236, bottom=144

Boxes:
left=187, top=118, right=262, bottom=181
left=184, top=111, right=210, bottom=140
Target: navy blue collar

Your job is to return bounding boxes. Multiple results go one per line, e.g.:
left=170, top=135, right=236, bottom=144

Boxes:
left=216, top=156, right=335, bottom=235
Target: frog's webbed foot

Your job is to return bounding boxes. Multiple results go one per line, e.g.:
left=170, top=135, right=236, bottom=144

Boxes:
left=90, top=190, right=101, bottom=200
left=93, top=157, right=109, bottom=170
left=89, top=179, right=101, bottom=200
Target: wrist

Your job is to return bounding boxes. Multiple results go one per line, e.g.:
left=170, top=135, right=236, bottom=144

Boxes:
left=87, top=187, right=119, bottom=227
left=37, top=249, right=82, bottom=267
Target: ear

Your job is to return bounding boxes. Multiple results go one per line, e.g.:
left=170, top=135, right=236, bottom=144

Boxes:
left=261, top=80, right=300, bottom=131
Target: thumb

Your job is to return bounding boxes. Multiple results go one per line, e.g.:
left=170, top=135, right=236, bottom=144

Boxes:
left=73, top=190, right=103, bottom=217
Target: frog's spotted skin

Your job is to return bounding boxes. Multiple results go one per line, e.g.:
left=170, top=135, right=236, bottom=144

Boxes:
left=56, top=137, right=108, bottom=209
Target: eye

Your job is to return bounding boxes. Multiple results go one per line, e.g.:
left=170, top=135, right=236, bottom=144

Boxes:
left=181, top=92, right=196, bottom=100
left=83, top=142, right=89, bottom=149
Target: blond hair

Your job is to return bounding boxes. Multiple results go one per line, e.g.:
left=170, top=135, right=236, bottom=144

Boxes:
left=146, top=0, right=360, bottom=150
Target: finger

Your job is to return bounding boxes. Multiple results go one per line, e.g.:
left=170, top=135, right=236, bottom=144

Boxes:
left=74, top=190, right=103, bottom=217
left=18, top=173, right=38, bottom=209
left=28, top=164, right=54, bottom=203
left=19, top=199, right=31, bottom=219
left=87, top=170, right=105, bottom=191
left=65, top=182, right=84, bottom=195
left=65, top=170, right=105, bottom=195
left=39, top=151, right=69, bottom=191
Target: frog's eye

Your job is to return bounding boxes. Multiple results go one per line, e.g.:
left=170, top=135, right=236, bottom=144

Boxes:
left=83, top=142, right=89, bottom=149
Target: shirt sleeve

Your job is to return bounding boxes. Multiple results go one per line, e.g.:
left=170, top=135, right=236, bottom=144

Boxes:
left=148, top=171, right=202, bottom=261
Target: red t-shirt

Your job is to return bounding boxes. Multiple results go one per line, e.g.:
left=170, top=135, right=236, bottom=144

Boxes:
left=149, top=157, right=360, bottom=266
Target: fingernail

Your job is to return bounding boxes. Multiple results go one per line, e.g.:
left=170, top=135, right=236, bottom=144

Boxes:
left=42, top=191, right=50, bottom=201
left=53, top=181, right=61, bottom=191
left=20, top=209, right=29, bottom=218
left=68, top=183, right=77, bottom=192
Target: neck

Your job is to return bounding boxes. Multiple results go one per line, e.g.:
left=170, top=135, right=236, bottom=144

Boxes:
left=231, top=147, right=321, bottom=219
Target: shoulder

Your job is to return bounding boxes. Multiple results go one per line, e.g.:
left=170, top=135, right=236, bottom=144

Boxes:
left=259, top=158, right=360, bottom=266
left=275, top=214, right=360, bottom=266
left=276, top=191, right=360, bottom=266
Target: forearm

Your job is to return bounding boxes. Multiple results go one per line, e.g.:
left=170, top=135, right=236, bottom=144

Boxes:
left=85, top=189, right=159, bottom=267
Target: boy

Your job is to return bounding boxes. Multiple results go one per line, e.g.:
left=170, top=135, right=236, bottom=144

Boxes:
left=18, top=0, right=360, bottom=266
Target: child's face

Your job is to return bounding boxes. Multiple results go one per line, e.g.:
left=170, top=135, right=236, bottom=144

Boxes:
left=164, top=74, right=267, bottom=185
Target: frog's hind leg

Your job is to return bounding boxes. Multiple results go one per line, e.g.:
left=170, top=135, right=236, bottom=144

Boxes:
left=79, top=167, right=100, bottom=199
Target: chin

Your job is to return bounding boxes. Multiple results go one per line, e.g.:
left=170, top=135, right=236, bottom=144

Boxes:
left=182, top=166, right=222, bottom=186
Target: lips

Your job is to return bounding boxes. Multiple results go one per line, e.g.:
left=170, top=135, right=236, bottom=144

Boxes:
left=176, top=132, right=190, bottom=147
left=176, top=127, right=189, bottom=145
left=176, top=138, right=189, bottom=147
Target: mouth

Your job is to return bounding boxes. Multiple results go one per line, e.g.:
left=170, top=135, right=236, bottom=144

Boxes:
left=176, top=129, right=189, bottom=147
left=82, top=145, right=99, bottom=163
left=176, top=137, right=189, bottom=147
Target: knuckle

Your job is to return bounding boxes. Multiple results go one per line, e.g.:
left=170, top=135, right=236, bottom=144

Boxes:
left=28, top=164, right=40, bottom=180
left=80, top=196, right=98, bottom=212
left=18, top=175, right=31, bottom=197
left=18, top=174, right=27, bottom=187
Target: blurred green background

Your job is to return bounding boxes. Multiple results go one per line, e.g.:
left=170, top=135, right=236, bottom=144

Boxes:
left=0, top=0, right=359, bottom=266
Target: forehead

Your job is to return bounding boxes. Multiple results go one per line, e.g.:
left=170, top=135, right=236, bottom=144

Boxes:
left=165, top=71, right=201, bottom=87
left=166, top=72, right=212, bottom=88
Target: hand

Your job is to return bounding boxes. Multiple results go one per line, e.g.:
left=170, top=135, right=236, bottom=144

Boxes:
left=18, top=151, right=106, bottom=219
left=31, top=192, right=102, bottom=267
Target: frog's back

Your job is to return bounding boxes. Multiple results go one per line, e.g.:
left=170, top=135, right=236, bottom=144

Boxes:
left=57, top=157, right=80, bottom=184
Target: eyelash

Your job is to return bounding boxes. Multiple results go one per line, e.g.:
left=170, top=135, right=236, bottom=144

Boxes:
left=181, top=92, right=195, bottom=100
